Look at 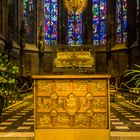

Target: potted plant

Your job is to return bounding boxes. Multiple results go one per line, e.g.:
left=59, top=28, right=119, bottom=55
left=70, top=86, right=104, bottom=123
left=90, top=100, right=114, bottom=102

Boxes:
left=0, top=52, right=19, bottom=115
left=122, top=64, right=140, bottom=105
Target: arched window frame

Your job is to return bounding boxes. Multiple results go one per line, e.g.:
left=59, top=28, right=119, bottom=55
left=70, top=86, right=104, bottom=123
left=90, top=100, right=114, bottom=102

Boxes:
left=68, top=12, right=83, bottom=45
left=92, top=0, right=107, bottom=46
left=44, top=0, right=58, bottom=46
left=23, top=0, right=35, bottom=43
left=116, top=0, right=127, bottom=43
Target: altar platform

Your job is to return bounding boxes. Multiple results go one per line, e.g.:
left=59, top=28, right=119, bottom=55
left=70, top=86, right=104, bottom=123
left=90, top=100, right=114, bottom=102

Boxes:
left=0, top=92, right=140, bottom=140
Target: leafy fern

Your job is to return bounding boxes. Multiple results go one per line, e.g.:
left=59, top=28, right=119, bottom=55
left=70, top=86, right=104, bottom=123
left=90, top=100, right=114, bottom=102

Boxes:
left=123, top=64, right=140, bottom=88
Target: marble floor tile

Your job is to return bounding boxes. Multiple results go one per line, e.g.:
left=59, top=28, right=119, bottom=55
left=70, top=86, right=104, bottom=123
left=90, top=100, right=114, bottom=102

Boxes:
left=26, top=119, right=34, bottom=121
left=129, top=118, right=140, bottom=121
left=17, top=126, right=31, bottom=130
left=1, top=113, right=9, bottom=115
left=115, top=126, right=129, bottom=130
left=7, top=119, right=18, bottom=121
left=0, top=122, right=13, bottom=125
left=112, top=122, right=124, bottom=125
left=125, top=115, right=136, bottom=118
left=16, top=113, right=26, bottom=115
left=21, top=110, right=29, bottom=113
left=4, top=111, right=13, bottom=113
left=12, top=116, right=22, bottom=118
left=111, top=118, right=120, bottom=121
left=133, top=122, right=140, bottom=125
left=121, top=113, right=131, bottom=115
left=118, top=111, right=127, bottom=112
left=0, top=126, right=7, bottom=130
left=111, top=115, right=117, bottom=117
left=22, top=122, right=34, bottom=125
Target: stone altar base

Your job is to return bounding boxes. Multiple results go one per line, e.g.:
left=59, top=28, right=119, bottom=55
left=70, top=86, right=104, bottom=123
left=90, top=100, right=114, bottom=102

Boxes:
left=35, top=129, right=110, bottom=140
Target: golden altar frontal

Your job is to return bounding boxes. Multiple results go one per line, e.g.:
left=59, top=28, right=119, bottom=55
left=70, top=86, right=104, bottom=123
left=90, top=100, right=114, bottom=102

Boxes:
left=33, top=75, right=111, bottom=140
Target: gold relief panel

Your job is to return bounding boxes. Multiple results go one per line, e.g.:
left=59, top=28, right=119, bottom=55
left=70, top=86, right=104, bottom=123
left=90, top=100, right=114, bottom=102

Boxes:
left=55, top=80, right=71, bottom=95
left=50, top=92, right=58, bottom=100
left=37, top=80, right=52, bottom=95
left=90, top=80, right=107, bottom=95
left=35, top=78, right=109, bottom=129
left=72, top=80, right=88, bottom=95
left=36, top=114, right=52, bottom=128
left=37, top=97, right=51, bottom=111
left=92, top=97, right=107, bottom=112
left=85, top=92, right=93, bottom=100
left=74, top=114, right=90, bottom=128
left=64, top=93, right=79, bottom=116
left=91, top=113, right=107, bottom=128
left=56, top=114, right=71, bottom=128
left=79, top=97, right=90, bottom=111
left=57, top=97, right=65, bottom=112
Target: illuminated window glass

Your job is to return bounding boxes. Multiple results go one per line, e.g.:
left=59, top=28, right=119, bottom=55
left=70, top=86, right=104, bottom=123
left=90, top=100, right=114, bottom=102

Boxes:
left=136, top=0, right=139, bottom=39
left=68, top=12, right=82, bottom=45
left=44, top=0, right=58, bottom=46
left=0, top=0, right=2, bottom=33
left=92, top=0, right=106, bottom=46
left=116, top=0, right=127, bottom=43
left=24, top=0, right=35, bottom=43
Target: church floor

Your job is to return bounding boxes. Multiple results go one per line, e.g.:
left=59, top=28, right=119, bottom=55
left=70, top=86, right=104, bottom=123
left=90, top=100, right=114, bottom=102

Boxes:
left=0, top=93, right=140, bottom=139
left=0, top=95, right=34, bottom=132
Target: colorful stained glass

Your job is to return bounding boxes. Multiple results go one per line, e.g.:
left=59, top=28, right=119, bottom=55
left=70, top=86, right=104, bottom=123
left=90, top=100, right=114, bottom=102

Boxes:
left=136, top=0, right=139, bottom=39
left=68, top=12, right=82, bottom=45
left=24, top=0, right=35, bottom=43
left=92, top=0, right=106, bottom=46
left=44, top=0, right=58, bottom=46
left=116, top=0, right=127, bottom=43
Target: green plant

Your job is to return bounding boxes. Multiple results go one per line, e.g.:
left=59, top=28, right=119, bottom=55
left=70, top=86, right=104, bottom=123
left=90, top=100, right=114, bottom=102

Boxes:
left=0, top=52, right=19, bottom=109
left=123, top=64, right=140, bottom=88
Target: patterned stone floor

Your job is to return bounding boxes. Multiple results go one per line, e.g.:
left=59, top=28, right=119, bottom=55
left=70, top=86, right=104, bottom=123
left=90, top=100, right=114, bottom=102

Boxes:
left=0, top=96, right=34, bottom=132
left=0, top=95, right=140, bottom=132
left=111, top=102, right=140, bottom=131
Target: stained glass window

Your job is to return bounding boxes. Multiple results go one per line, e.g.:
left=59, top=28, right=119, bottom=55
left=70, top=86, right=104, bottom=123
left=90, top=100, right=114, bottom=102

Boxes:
left=68, top=12, right=82, bottom=45
left=24, top=0, right=35, bottom=43
left=92, top=0, right=106, bottom=46
left=44, top=0, right=58, bottom=46
left=136, top=0, right=139, bottom=39
left=116, top=0, right=127, bottom=43
left=0, top=0, right=2, bottom=33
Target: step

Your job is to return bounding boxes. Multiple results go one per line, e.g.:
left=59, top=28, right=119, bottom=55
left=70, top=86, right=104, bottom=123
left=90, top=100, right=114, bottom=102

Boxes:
left=0, top=132, right=34, bottom=140
left=0, top=132, right=140, bottom=140
left=111, top=132, right=140, bottom=140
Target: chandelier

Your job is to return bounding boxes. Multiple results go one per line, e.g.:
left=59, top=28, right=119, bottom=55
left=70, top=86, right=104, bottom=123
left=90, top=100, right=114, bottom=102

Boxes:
left=64, top=0, right=88, bottom=13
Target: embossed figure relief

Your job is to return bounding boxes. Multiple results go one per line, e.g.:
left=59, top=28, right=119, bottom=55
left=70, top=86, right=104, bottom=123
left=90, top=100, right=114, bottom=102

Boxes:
left=75, top=114, right=90, bottom=128
left=91, top=113, right=107, bottom=128
left=37, top=97, right=51, bottom=110
left=64, top=93, right=79, bottom=116
left=73, top=80, right=88, bottom=94
left=35, top=79, right=108, bottom=129
left=37, top=80, right=52, bottom=94
left=57, top=97, right=65, bottom=110
left=57, top=114, right=71, bottom=127
left=79, top=97, right=89, bottom=111
left=37, top=114, right=52, bottom=128
left=55, top=80, right=71, bottom=94
left=92, top=97, right=106, bottom=111
left=91, top=80, right=107, bottom=95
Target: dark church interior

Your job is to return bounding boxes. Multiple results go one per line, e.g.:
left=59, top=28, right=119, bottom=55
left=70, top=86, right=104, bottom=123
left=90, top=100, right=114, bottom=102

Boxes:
left=0, top=0, right=140, bottom=139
